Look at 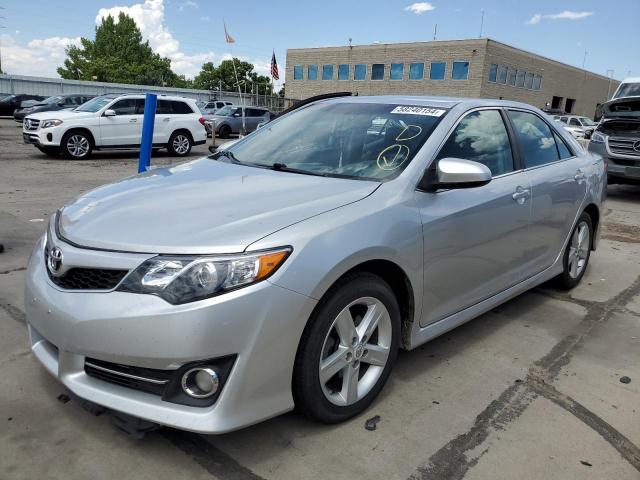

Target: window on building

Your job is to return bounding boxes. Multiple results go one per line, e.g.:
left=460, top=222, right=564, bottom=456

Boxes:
left=371, top=63, right=385, bottom=80
left=322, top=64, right=334, bottom=80
left=409, top=62, right=424, bottom=80
left=452, top=61, right=470, bottom=80
left=507, top=68, right=517, bottom=86
left=525, top=72, right=534, bottom=89
left=338, top=64, right=350, bottom=81
left=307, top=65, right=318, bottom=80
left=390, top=63, right=404, bottom=80
left=488, top=63, right=498, bottom=82
left=497, top=66, right=508, bottom=84
left=516, top=70, right=526, bottom=88
left=507, top=110, right=560, bottom=167
left=430, top=61, right=446, bottom=80
left=533, top=74, right=542, bottom=90
left=437, top=110, right=514, bottom=176
left=293, top=65, right=303, bottom=80
left=354, top=64, right=366, bottom=80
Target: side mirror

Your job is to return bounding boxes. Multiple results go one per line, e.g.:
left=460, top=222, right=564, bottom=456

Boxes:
left=420, top=158, right=492, bottom=191
left=104, top=109, right=116, bottom=117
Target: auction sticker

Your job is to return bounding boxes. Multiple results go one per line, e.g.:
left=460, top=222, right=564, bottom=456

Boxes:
left=391, top=106, right=446, bottom=117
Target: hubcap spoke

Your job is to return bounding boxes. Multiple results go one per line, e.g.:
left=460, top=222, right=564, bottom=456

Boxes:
left=334, top=309, right=357, bottom=346
left=319, top=347, right=349, bottom=384
left=357, top=303, right=384, bottom=341
left=362, top=344, right=389, bottom=366
left=341, top=363, right=360, bottom=404
left=568, top=221, right=589, bottom=279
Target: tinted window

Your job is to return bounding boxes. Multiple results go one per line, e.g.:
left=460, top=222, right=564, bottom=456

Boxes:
left=354, top=64, right=366, bottom=80
left=156, top=100, right=172, bottom=114
left=497, top=66, right=508, bottom=84
left=516, top=70, right=525, bottom=87
left=569, top=118, right=581, bottom=126
left=294, top=65, right=303, bottom=80
left=338, top=64, right=350, bottom=80
left=430, top=62, right=445, bottom=80
left=110, top=98, right=138, bottom=115
left=308, top=65, right=318, bottom=80
left=437, top=110, right=514, bottom=176
left=371, top=64, right=385, bottom=80
left=390, top=63, right=404, bottom=80
left=409, top=62, right=424, bottom=80
left=554, top=132, right=573, bottom=159
left=488, top=64, right=498, bottom=82
left=507, top=68, right=517, bottom=86
left=507, top=110, right=560, bottom=167
left=452, top=61, right=469, bottom=80
left=525, top=72, right=534, bottom=89
left=322, top=64, right=333, bottom=80
left=172, top=101, right=194, bottom=114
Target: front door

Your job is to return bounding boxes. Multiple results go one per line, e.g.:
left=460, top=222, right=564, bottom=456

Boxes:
left=99, top=98, right=143, bottom=146
left=416, top=109, right=533, bottom=327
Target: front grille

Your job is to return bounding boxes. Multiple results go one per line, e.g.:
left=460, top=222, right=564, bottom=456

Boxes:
left=608, top=136, right=640, bottom=158
left=85, top=358, right=173, bottom=396
left=44, top=247, right=128, bottom=290
left=23, top=118, right=40, bottom=131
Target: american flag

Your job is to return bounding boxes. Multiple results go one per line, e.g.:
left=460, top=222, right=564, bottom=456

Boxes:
left=271, top=51, right=279, bottom=81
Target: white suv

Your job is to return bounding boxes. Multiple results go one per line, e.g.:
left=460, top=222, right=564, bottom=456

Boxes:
left=23, top=94, right=207, bottom=159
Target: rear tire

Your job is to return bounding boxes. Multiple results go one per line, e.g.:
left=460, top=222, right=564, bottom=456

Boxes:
left=293, top=272, right=400, bottom=423
left=167, top=131, right=193, bottom=157
left=556, top=212, right=592, bottom=289
left=218, top=124, right=231, bottom=139
left=61, top=131, right=93, bottom=159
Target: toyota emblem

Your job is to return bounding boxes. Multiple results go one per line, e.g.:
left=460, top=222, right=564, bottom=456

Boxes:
left=47, top=247, right=64, bottom=275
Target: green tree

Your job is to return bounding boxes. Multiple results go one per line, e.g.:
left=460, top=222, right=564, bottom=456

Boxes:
left=193, top=58, right=273, bottom=94
left=57, top=13, right=185, bottom=87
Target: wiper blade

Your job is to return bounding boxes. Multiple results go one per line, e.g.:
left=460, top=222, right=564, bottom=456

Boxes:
left=210, top=150, right=242, bottom=164
left=269, top=162, right=328, bottom=177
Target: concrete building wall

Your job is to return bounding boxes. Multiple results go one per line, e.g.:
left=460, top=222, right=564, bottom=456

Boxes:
left=285, top=39, right=619, bottom=118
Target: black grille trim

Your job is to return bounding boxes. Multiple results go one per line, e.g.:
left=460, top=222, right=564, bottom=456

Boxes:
left=85, top=358, right=173, bottom=396
left=44, top=247, right=128, bottom=290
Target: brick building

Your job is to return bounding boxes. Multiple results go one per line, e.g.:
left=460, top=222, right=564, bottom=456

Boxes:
left=285, top=39, right=619, bottom=117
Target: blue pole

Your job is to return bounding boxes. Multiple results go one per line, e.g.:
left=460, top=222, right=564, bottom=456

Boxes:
left=138, top=93, right=157, bottom=173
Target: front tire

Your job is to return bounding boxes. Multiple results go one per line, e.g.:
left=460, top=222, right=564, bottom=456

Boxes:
left=293, top=272, right=400, bottom=423
left=167, top=131, right=193, bottom=157
left=61, top=131, right=92, bottom=159
left=218, top=124, right=231, bottom=139
left=557, top=212, right=593, bottom=289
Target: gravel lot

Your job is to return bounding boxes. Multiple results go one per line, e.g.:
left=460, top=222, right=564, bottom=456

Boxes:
left=1, top=117, right=639, bottom=480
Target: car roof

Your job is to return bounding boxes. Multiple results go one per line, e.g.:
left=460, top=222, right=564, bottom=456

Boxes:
left=323, top=95, right=541, bottom=111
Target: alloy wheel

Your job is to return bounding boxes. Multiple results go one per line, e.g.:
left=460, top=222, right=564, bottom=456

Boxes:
left=172, top=135, right=190, bottom=155
left=319, top=296, right=392, bottom=406
left=568, top=220, right=590, bottom=279
left=67, top=135, right=90, bottom=158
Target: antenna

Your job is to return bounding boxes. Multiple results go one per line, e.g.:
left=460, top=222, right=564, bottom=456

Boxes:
left=479, top=9, right=484, bottom=38
left=433, top=23, right=437, bottom=41
left=582, top=50, right=588, bottom=70
left=348, top=37, right=352, bottom=49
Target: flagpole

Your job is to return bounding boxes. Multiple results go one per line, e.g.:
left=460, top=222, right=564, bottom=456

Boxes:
left=224, top=21, right=246, bottom=136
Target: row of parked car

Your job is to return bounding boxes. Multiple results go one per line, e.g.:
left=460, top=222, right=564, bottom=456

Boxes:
left=2, top=91, right=274, bottom=160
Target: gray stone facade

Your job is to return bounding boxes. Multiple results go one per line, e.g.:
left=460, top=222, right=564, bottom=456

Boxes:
left=285, top=39, right=618, bottom=117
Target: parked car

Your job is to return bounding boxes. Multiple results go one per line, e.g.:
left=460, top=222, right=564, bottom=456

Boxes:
left=203, top=100, right=233, bottom=113
left=0, top=94, right=46, bottom=116
left=22, top=93, right=207, bottom=159
left=554, top=115, right=597, bottom=139
left=588, top=94, right=640, bottom=184
left=206, top=105, right=271, bottom=138
left=25, top=96, right=604, bottom=434
left=14, top=94, right=96, bottom=122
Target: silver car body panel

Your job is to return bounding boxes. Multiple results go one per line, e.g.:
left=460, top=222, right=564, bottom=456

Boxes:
left=25, top=95, right=605, bottom=433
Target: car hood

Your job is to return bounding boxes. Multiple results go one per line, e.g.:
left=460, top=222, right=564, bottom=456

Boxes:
left=26, top=109, right=94, bottom=121
left=58, top=158, right=379, bottom=254
left=602, top=97, right=640, bottom=120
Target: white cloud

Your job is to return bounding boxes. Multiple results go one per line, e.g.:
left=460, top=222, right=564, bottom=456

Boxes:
left=200, top=15, right=210, bottom=21
left=96, top=0, right=214, bottom=77
left=178, top=0, right=198, bottom=12
left=527, top=10, right=594, bottom=25
left=1, top=34, right=80, bottom=77
left=405, top=2, right=435, bottom=15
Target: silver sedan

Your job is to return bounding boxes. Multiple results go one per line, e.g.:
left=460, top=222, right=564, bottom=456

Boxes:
left=25, top=96, right=605, bottom=434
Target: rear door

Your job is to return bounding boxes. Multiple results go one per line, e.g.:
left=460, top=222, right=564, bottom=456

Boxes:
left=416, top=108, right=533, bottom=326
left=506, top=109, right=587, bottom=275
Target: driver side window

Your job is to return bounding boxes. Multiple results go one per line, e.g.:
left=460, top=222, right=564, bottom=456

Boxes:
left=436, top=110, right=515, bottom=176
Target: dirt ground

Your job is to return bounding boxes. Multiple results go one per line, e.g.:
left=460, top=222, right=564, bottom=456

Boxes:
left=1, top=117, right=639, bottom=480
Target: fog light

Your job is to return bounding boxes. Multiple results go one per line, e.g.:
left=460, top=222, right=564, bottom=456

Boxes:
left=181, top=367, right=219, bottom=398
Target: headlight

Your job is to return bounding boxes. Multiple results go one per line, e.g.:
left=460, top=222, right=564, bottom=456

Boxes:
left=117, top=247, right=291, bottom=304
left=41, top=119, right=63, bottom=128
left=591, top=131, right=606, bottom=143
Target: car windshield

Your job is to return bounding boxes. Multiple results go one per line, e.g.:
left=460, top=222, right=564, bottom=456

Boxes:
left=579, top=117, right=596, bottom=126
left=0, top=95, right=15, bottom=103
left=215, top=106, right=236, bottom=116
left=76, top=96, right=114, bottom=112
left=614, top=83, right=640, bottom=99
left=221, top=102, right=447, bottom=181
left=44, top=95, right=65, bottom=104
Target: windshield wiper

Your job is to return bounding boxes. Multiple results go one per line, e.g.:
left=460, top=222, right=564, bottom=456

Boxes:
left=269, top=163, right=328, bottom=177
left=210, top=150, right=243, bottom=164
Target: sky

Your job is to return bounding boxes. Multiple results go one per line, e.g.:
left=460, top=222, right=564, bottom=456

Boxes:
left=1, top=0, right=639, bottom=90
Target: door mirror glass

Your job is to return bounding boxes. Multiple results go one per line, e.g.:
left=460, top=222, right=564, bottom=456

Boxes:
left=104, top=109, right=116, bottom=117
left=424, top=158, right=492, bottom=190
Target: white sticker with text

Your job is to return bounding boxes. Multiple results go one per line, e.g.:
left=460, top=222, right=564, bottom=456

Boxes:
left=390, top=106, right=446, bottom=117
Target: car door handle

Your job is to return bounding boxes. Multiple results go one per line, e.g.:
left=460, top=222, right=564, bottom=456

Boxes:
left=574, top=169, right=585, bottom=181
left=163, top=118, right=170, bottom=122
left=512, top=187, right=530, bottom=204
left=129, top=118, right=137, bottom=123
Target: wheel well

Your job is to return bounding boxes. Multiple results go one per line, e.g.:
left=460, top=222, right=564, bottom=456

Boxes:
left=171, top=128, right=193, bottom=142
left=336, top=260, right=415, bottom=350
left=583, top=203, right=600, bottom=249
left=62, top=128, right=95, bottom=148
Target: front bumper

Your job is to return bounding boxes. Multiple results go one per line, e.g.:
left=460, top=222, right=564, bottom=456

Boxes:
left=25, top=234, right=317, bottom=433
left=588, top=141, right=640, bottom=183
left=22, top=125, right=64, bottom=147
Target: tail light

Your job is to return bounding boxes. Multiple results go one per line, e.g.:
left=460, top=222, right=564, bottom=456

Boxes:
left=198, top=117, right=206, bottom=126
